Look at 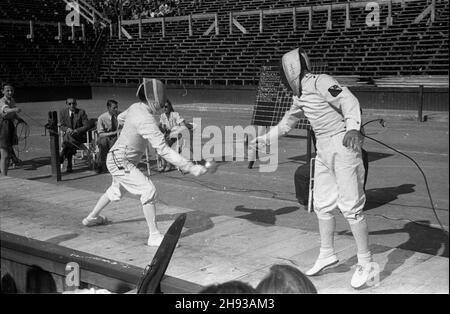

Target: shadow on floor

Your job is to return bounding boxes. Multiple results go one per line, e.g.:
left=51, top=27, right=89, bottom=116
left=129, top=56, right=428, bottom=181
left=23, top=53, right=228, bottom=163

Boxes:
left=364, top=184, right=416, bottom=211
left=234, top=205, right=299, bottom=226
left=326, top=220, right=448, bottom=289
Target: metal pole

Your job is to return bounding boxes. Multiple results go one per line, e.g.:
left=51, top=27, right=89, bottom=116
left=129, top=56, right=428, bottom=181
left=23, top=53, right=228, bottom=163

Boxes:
left=71, top=24, right=75, bottom=42
left=293, top=7, right=296, bottom=31
left=28, top=20, right=34, bottom=41
left=81, top=23, right=86, bottom=42
left=259, top=10, right=263, bottom=33
left=118, top=18, right=122, bottom=39
left=306, top=129, right=312, bottom=162
left=418, top=85, right=424, bottom=122
left=215, top=13, right=219, bottom=35
left=431, top=0, right=436, bottom=22
left=326, top=5, right=332, bottom=30
left=345, top=3, right=351, bottom=29
left=308, top=7, right=312, bottom=31
left=48, top=111, right=61, bottom=181
left=138, top=18, right=142, bottom=38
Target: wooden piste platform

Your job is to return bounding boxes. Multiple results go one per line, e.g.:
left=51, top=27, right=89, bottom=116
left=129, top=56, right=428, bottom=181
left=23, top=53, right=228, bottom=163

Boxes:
left=0, top=177, right=448, bottom=293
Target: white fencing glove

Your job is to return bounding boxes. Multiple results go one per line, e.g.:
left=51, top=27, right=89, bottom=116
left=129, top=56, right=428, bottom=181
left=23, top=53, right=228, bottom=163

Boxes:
left=189, top=164, right=207, bottom=177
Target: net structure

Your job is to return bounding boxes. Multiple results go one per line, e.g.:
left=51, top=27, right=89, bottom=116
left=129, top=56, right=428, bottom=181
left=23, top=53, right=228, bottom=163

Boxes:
left=251, top=63, right=310, bottom=130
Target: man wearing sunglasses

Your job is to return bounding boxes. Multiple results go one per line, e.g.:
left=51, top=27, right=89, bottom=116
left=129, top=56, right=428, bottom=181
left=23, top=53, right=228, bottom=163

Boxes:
left=59, top=98, right=90, bottom=173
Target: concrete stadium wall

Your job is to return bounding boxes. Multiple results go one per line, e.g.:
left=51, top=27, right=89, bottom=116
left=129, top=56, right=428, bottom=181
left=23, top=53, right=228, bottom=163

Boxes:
left=91, top=85, right=257, bottom=107
left=14, top=86, right=92, bottom=103
left=92, top=85, right=449, bottom=112
left=352, top=86, right=449, bottom=112
left=15, top=84, right=448, bottom=112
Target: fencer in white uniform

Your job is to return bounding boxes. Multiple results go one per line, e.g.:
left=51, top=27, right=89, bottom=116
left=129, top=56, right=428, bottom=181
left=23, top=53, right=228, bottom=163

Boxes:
left=254, top=48, right=374, bottom=288
left=82, top=78, right=207, bottom=246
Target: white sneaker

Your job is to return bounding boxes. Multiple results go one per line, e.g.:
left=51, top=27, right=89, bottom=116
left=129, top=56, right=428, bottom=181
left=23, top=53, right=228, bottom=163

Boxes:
left=351, top=263, right=377, bottom=289
left=306, top=255, right=339, bottom=276
left=147, top=233, right=164, bottom=247
left=82, top=215, right=108, bottom=227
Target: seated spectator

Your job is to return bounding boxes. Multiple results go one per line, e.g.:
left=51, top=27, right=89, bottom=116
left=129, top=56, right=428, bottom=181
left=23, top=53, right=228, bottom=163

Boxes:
left=95, top=99, right=120, bottom=173
left=26, top=266, right=57, bottom=293
left=256, top=264, right=317, bottom=294
left=92, top=0, right=182, bottom=21
left=131, top=9, right=140, bottom=20
left=59, top=98, right=91, bottom=173
left=1, top=273, right=17, bottom=294
left=199, top=281, right=256, bottom=294
left=158, top=100, right=191, bottom=172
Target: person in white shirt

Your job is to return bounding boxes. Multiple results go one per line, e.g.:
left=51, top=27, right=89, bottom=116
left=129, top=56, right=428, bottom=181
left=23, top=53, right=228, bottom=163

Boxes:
left=158, top=100, right=191, bottom=171
left=82, top=78, right=207, bottom=246
left=96, top=99, right=120, bottom=173
left=254, top=48, right=373, bottom=289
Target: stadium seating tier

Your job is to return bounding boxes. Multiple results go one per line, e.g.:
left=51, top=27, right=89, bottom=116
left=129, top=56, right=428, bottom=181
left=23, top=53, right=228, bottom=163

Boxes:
left=0, top=0, right=448, bottom=87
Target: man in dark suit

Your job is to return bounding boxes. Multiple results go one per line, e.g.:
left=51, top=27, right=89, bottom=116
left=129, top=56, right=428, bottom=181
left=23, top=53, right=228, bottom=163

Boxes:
left=59, top=98, right=90, bottom=173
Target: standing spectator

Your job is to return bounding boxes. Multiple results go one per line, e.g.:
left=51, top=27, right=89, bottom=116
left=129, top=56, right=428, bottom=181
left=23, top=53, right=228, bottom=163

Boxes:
left=256, top=264, right=317, bottom=294
left=200, top=281, right=256, bottom=294
left=0, top=83, right=25, bottom=176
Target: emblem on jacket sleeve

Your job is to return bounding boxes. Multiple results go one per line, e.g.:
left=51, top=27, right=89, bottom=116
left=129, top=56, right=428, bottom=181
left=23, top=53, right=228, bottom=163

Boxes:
left=328, top=85, right=343, bottom=97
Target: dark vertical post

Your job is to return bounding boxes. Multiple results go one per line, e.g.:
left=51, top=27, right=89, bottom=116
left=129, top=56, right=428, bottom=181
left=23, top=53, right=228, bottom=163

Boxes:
left=418, top=85, right=424, bottom=122
left=48, top=111, right=61, bottom=181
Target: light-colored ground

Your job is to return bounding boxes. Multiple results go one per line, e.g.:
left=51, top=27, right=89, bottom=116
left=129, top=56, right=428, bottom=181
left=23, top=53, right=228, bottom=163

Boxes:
left=1, top=95, right=449, bottom=293
left=1, top=176, right=448, bottom=293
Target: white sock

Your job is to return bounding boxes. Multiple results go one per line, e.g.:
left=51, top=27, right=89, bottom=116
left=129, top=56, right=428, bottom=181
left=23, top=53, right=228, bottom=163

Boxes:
left=357, top=251, right=372, bottom=266
left=319, top=248, right=335, bottom=259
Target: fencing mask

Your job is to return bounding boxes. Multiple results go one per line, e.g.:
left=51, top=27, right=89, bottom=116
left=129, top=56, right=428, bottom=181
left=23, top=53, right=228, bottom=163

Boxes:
left=280, top=48, right=311, bottom=97
left=137, top=78, right=167, bottom=114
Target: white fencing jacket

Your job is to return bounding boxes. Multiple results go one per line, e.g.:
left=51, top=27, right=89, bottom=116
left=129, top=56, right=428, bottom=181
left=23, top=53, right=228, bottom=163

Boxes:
left=112, top=102, right=192, bottom=171
left=268, top=73, right=361, bottom=142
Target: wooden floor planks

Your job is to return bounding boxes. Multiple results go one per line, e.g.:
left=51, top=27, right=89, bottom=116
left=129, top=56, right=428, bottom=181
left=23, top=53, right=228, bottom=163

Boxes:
left=1, top=176, right=448, bottom=293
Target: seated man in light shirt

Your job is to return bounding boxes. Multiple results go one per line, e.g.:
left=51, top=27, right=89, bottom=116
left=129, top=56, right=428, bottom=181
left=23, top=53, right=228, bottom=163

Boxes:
left=96, top=99, right=120, bottom=173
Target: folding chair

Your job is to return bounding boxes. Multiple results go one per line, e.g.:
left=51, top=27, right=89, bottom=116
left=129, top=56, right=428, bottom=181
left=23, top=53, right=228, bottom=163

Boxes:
left=157, top=122, right=196, bottom=173
left=58, top=119, right=97, bottom=170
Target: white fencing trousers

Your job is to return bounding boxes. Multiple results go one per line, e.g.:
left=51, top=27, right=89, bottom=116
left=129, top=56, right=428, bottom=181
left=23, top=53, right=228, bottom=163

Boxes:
left=313, top=132, right=366, bottom=224
left=105, top=151, right=157, bottom=205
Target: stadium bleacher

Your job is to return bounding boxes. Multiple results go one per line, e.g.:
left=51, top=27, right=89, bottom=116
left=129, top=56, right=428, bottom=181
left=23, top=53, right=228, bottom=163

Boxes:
left=98, top=0, right=448, bottom=86
left=0, top=0, right=448, bottom=88
left=0, top=0, right=104, bottom=87
left=0, top=0, right=67, bottom=22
